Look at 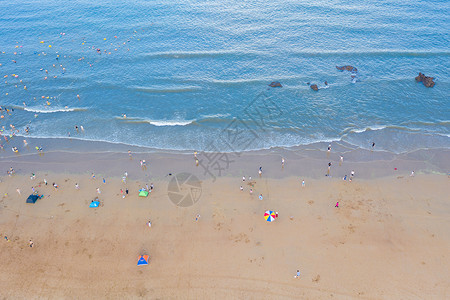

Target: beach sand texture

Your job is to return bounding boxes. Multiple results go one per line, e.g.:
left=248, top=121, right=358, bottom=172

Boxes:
left=0, top=158, right=449, bottom=299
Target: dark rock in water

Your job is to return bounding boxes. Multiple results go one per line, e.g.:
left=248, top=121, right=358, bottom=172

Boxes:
left=310, top=84, right=319, bottom=91
left=336, top=65, right=358, bottom=72
left=269, top=81, right=282, bottom=88
left=415, top=72, right=435, bottom=88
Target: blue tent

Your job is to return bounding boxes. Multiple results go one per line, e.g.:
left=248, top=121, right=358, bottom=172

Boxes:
left=89, top=201, right=100, bottom=208
left=137, top=255, right=149, bottom=266
left=26, top=194, right=39, bottom=204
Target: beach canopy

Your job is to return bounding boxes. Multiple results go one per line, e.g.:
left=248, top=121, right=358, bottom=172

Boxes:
left=26, top=194, right=39, bottom=204
left=89, top=201, right=100, bottom=208
left=137, top=255, right=149, bottom=266
left=264, top=210, right=277, bottom=222
left=139, top=190, right=149, bottom=197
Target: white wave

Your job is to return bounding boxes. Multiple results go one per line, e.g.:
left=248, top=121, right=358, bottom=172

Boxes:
left=147, top=119, right=194, bottom=127
left=199, top=113, right=231, bottom=119
left=121, top=117, right=194, bottom=127
left=351, top=125, right=388, bottom=134
left=23, top=106, right=86, bottom=113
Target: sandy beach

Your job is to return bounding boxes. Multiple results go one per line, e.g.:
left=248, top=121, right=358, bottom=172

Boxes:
left=0, top=147, right=449, bottom=299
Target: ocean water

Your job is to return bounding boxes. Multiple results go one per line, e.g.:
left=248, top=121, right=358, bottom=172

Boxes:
left=0, top=0, right=449, bottom=154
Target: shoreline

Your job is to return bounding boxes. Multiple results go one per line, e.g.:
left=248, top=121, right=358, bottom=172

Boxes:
left=1, top=136, right=449, bottom=181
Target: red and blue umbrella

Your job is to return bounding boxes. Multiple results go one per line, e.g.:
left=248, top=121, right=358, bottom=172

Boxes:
left=264, top=210, right=277, bottom=222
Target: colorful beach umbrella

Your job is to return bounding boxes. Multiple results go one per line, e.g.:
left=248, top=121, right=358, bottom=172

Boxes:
left=264, top=210, right=277, bottom=222
left=137, top=255, right=149, bottom=266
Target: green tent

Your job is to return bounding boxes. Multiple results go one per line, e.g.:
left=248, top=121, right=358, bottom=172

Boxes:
left=139, top=190, right=149, bottom=197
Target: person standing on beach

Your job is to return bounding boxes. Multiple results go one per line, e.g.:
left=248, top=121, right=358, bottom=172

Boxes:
left=125, top=188, right=129, bottom=196
left=327, top=162, right=332, bottom=175
left=91, top=173, right=95, bottom=180
left=96, top=188, right=101, bottom=194
left=294, top=270, right=300, bottom=278
left=302, top=180, right=305, bottom=187
left=259, top=166, right=262, bottom=177
left=371, top=142, right=375, bottom=151
left=75, top=183, right=79, bottom=189
left=29, top=240, right=34, bottom=247
left=351, top=170, right=355, bottom=177
left=195, top=214, right=200, bottom=222
left=16, top=188, right=21, bottom=195
left=281, top=157, right=285, bottom=168
left=335, top=201, right=339, bottom=207
left=340, top=156, right=343, bottom=166
left=128, top=150, right=132, bottom=159
left=327, top=144, right=331, bottom=157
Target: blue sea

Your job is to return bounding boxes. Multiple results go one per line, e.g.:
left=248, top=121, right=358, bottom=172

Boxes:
left=1, top=0, right=449, bottom=154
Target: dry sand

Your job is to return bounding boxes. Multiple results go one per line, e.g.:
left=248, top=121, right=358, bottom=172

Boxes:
left=0, top=155, right=449, bottom=299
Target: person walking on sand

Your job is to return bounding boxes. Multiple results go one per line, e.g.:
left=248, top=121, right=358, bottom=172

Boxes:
left=281, top=157, right=285, bottom=168
left=259, top=166, right=262, bottom=177
left=335, top=201, right=339, bottom=208
left=75, top=183, right=79, bottom=189
left=339, top=155, right=343, bottom=166
left=351, top=170, right=355, bottom=177
left=410, top=171, right=415, bottom=177
left=327, top=144, right=331, bottom=157
left=147, top=220, right=151, bottom=228
left=371, top=142, right=375, bottom=151
left=327, top=162, right=332, bottom=175
left=195, top=214, right=201, bottom=222
left=29, top=240, right=34, bottom=247
left=302, top=180, right=305, bottom=187
left=294, top=270, right=300, bottom=278
left=259, top=194, right=263, bottom=200
left=240, top=186, right=244, bottom=191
